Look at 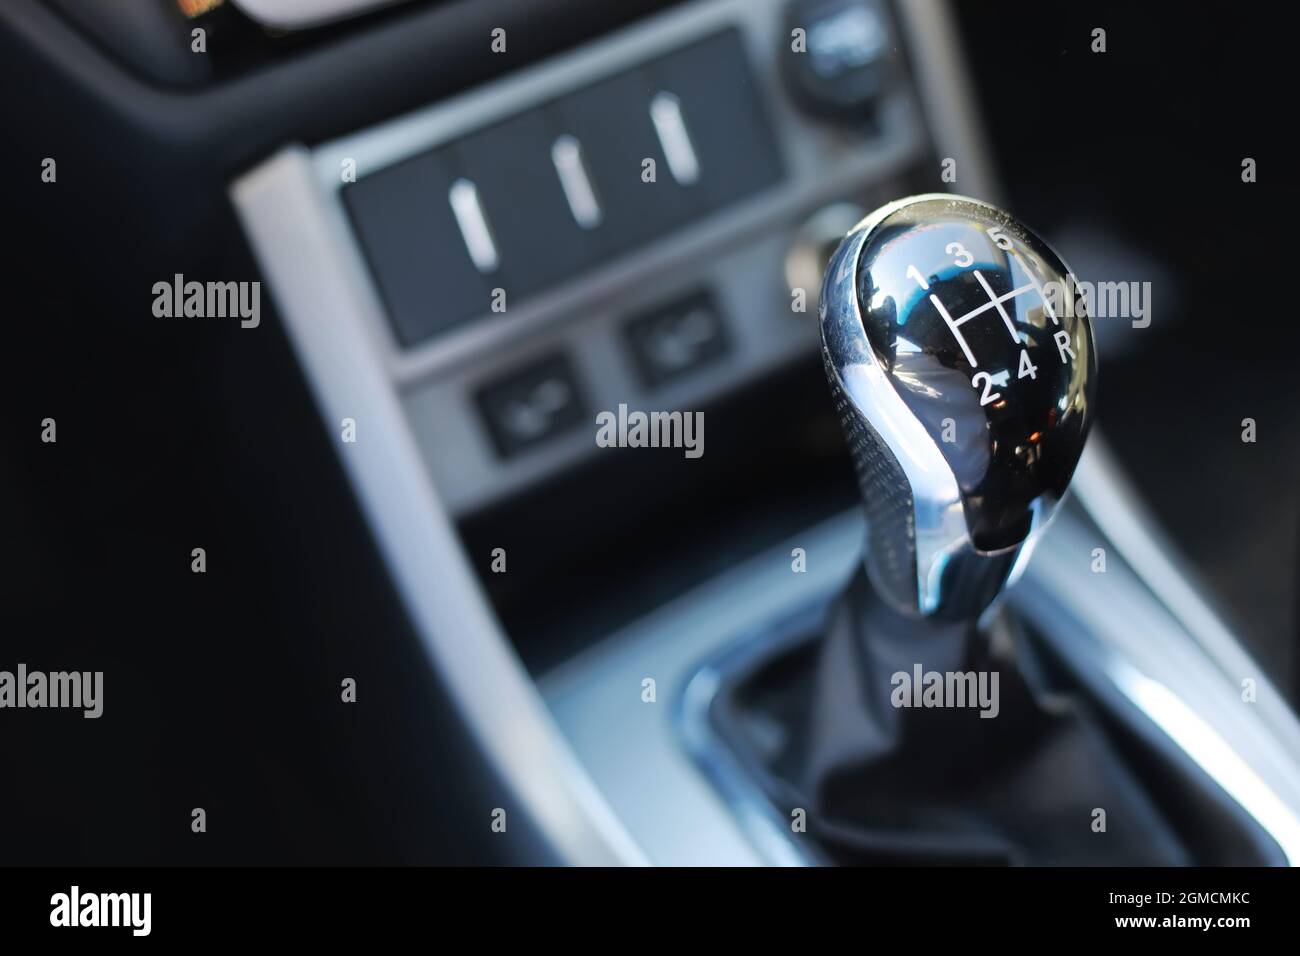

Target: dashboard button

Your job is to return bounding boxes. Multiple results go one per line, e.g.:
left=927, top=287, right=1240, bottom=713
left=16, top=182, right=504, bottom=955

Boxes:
left=625, top=292, right=729, bottom=387
left=452, top=110, right=605, bottom=296
left=475, top=354, right=588, bottom=457
left=654, top=30, right=784, bottom=208
left=343, top=149, right=492, bottom=346
left=343, top=147, right=488, bottom=345
left=550, top=67, right=699, bottom=253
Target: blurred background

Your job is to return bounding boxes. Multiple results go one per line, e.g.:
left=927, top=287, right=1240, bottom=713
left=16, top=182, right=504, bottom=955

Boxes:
left=1, top=0, right=1295, bottom=863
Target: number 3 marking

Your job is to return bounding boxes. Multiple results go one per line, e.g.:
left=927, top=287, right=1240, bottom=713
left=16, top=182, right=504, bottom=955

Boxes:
left=946, top=241, right=973, bottom=268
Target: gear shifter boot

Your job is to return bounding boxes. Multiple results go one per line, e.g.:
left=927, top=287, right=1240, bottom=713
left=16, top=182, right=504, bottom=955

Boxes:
left=796, top=567, right=1187, bottom=865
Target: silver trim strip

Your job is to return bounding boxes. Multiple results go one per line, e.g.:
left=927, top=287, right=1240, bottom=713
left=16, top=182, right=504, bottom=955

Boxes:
left=1076, top=435, right=1297, bottom=706
left=231, top=148, right=647, bottom=867
left=542, top=513, right=868, bottom=865
left=1113, top=659, right=1300, bottom=862
left=1073, top=435, right=1300, bottom=826
left=893, top=0, right=1000, bottom=203
left=1022, top=501, right=1300, bottom=865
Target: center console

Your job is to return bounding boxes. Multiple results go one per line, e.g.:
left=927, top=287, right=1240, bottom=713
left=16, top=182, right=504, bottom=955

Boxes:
left=231, top=0, right=1300, bottom=865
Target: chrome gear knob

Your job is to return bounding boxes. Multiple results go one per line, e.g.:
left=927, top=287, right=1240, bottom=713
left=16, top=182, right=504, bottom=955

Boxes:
left=820, top=194, right=1096, bottom=620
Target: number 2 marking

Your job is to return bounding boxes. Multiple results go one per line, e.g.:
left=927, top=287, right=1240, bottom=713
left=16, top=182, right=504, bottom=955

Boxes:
left=971, top=371, right=1001, bottom=406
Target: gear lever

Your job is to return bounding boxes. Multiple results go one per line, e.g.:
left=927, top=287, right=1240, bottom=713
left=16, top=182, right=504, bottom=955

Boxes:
left=796, top=194, right=1139, bottom=861
left=820, top=193, right=1095, bottom=620
left=702, top=195, right=1278, bottom=864
left=705, top=194, right=1222, bottom=864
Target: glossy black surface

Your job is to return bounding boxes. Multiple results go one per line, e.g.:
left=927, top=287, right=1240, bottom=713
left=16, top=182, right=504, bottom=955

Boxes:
left=856, top=197, right=1095, bottom=551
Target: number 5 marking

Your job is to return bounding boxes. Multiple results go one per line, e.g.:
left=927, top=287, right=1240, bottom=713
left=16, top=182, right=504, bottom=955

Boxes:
left=986, top=226, right=1013, bottom=250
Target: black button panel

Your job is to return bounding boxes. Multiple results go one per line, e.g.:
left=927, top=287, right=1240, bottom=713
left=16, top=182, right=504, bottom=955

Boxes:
left=344, top=28, right=783, bottom=348
left=624, top=291, right=729, bottom=387
left=475, top=354, right=588, bottom=458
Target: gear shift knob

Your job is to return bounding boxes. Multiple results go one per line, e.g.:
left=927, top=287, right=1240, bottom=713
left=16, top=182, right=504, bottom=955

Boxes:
left=821, top=194, right=1096, bottom=619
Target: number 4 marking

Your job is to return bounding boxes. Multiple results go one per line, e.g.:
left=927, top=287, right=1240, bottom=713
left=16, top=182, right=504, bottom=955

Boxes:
left=1018, top=349, right=1038, bottom=380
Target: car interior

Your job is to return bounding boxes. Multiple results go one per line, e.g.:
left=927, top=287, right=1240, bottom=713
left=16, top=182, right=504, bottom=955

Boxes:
left=4, top=0, right=1298, bottom=868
